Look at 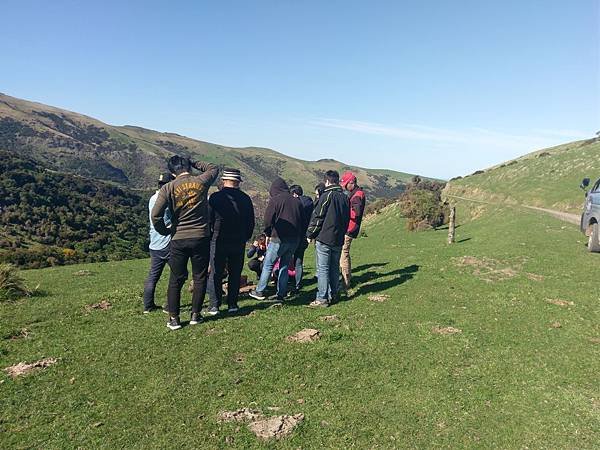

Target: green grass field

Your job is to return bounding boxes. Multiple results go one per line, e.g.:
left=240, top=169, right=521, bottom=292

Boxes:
left=445, top=138, right=600, bottom=213
left=1, top=204, right=599, bottom=448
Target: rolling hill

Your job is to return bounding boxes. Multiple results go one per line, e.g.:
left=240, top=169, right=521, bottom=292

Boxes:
left=0, top=92, right=436, bottom=267
left=0, top=92, right=423, bottom=197
left=444, top=138, right=600, bottom=213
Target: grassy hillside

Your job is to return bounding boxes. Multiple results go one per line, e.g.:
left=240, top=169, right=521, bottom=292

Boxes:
left=444, top=138, right=600, bottom=213
left=0, top=92, right=423, bottom=197
left=2, top=202, right=599, bottom=448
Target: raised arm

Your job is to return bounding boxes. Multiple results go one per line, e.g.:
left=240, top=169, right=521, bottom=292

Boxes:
left=191, top=160, right=219, bottom=185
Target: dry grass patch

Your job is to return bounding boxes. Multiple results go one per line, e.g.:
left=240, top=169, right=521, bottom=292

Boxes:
left=368, top=294, right=390, bottom=303
left=453, top=256, right=523, bottom=282
left=320, top=315, right=339, bottom=322
left=218, top=408, right=304, bottom=441
left=546, top=299, right=574, bottom=307
left=432, top=326, right=462, bottom=335
left=84, top=300, right=112, bottom=312
left=4, top=357, right=58, bottom=378
left=286, top=328, right=320, bottom=343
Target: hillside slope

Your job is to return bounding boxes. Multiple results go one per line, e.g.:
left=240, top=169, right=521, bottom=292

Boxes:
left=0, top=92, right=423, bottom=197
left=0, top=150, right=148, bottom=268
left=444, top=138, right=600, bottom=213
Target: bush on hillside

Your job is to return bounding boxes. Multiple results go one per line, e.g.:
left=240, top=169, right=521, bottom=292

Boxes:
left=0, top=264, right=31, bottom=301
left=399, top=176, right=448, bottom=231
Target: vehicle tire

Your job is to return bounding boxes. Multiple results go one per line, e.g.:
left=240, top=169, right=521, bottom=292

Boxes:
left=588, top=222, right=600, bottom=252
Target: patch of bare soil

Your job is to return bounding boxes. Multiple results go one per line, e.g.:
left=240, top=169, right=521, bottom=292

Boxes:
left=219, top=408, right=304, bottom=441
left=589, top=337, right=600, bottom=344
left=73, top=270, right=93, bottom=276
left=546, top=299, right=574, bottom=307
left=286, top=328, right=320, bottom=343
left=5, top=328, right=30, bottom=340
left=526, top=273, right=545, bottom=282
left=320, top=315, right=339, bottom=322
left=368, top=294, right=390, bottom=303
left=453, top=256, right=523, bottom=282
left=4, top=357, right=58, bottom=378
left=432, top=326, right=462, bottom=335
left=248, top=414, right=305, bottom=441
left=550, top=321, right=562, bottom=329
left=85, top=300, right=112, bottom=312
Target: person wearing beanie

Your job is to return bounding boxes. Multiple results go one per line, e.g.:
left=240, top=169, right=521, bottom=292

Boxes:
left=206, top=168, right=255, bottom=315
left=143, top=172, right=174, bottom=314
left=249, top=177, right=303, bottom=302
left=339, top=170, right=366, bottom=292
left=151, top=156, right=219, bottom=330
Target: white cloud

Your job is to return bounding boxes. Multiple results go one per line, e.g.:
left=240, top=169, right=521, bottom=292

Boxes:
left=312, top=118, right=592, bottom=152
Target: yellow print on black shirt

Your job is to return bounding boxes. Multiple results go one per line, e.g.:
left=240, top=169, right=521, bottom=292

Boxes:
left=174, top=182, right=206, bottom=209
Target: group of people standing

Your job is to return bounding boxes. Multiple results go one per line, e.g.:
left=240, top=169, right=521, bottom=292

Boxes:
left=143, top=156, right=365, bottom=330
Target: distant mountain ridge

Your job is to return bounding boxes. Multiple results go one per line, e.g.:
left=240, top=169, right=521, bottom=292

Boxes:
left=0, top=92, right=429, bottom=198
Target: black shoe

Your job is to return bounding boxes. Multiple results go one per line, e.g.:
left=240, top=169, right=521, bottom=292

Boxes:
left=167, top=316, right=182, bottom=330
left=275, top=295, right=285, bottom=303
left=143, top=304, right=161, bottom=314
left=190, top=312, right=203, bottom=325
left=249, top=290, right=266, bottom=300
left=227, top=305, right=239, bottom=313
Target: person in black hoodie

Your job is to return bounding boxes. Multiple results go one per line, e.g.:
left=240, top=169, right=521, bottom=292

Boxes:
left=289, top=184, right=314, bottom=293
left=306, top=170, right=350, bottom=307
left=250, top=177, right=303, bottom=302
left=206, top=168, right=255, bottom=315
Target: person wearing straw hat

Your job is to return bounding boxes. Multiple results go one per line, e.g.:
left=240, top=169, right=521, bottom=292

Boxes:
left=206, top=168, right=255, bottom=315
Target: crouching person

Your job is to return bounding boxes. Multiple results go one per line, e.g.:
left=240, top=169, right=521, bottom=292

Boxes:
left=306, top=170, right=350, bottom=307
left=247, top=234, right=267, bottom=281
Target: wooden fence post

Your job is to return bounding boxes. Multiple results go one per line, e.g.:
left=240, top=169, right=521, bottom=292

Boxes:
left=448, top=206, right=456, bottom=244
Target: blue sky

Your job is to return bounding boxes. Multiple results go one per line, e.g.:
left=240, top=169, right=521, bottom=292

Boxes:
left=1, top=0, right=598, bottom=179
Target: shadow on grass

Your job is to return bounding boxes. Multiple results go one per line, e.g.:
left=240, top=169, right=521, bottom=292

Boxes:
left=456, top=238, right=472, bottom=243
left=352, top=262, right=389, bottom=272
left=353, top=264, right=420, bottom=297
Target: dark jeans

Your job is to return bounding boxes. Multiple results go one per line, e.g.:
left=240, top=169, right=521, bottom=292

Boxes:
left=294, top=238, right=309, bottom=290
left=143, top=246, right=170, bottom=309
left=167, top=237, right=211, bottom=316
left=208, top=239, right=245, bottom=309
left=248, top=259, right=263, bottom=279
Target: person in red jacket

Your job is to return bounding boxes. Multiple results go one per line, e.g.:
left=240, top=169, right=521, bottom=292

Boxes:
left=339, top=171, right=366, bottom=291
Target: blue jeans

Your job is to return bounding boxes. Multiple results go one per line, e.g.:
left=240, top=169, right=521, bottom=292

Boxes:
left=315, top=241, right=342, bottom=302
left=143, top=246, right=170, bottom=309
left=256, top=237, right=299, bottom=297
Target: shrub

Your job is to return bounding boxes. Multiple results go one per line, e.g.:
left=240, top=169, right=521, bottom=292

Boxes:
left=399, top=178, right=449, bottom=231
left=0, top=264, right=31, bottom=301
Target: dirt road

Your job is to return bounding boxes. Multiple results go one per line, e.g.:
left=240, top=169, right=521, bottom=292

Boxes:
left=446, top=195, right=581, bottom=226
